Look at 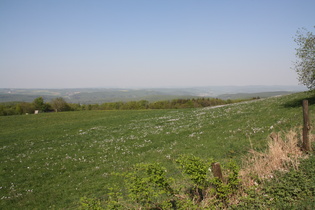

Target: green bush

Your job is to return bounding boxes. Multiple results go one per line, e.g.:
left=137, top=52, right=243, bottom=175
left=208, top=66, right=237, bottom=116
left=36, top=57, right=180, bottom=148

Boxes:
left=124, top=163, right=175, bottom=209
left=209, top=161, right=240, bottom=205
left=80, top=155, right=243, bottom=209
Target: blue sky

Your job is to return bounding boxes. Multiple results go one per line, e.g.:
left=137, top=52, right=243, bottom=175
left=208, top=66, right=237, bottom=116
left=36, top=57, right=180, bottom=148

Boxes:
left=0, top=0, right=314, bottom=88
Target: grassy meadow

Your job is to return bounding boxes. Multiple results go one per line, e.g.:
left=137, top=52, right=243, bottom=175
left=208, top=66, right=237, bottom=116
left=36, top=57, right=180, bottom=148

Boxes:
left=0, top=91, right=314, bottom=209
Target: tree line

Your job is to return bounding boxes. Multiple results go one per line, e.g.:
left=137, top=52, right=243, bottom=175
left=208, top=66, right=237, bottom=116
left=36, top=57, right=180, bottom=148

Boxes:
left=0, top=96, right=254, bottom=116
left=0, top=97, right=71, bottom=116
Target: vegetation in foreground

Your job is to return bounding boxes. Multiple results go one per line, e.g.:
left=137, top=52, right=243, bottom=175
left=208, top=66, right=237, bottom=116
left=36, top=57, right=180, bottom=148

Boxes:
left=0, top=91, right=315, bottom=209
left=80, top=130, right=314, bottom=209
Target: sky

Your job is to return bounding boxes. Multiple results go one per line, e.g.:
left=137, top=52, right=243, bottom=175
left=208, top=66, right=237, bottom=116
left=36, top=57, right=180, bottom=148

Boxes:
left=0, top=0, right=315, bottom=89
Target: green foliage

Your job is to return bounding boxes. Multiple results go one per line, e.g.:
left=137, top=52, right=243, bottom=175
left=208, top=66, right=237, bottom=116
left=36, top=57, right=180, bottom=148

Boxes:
left=237, top=153, right=315, bottom=209
left=79, top=197, right=103, bottom=210
left=0, top=98, right=52, bottom=116
left=0, top=97, right=252, bottom=116
left=175, top=156, right=240, bottom=204
left=33, top=97, right=45, bottom=112
left=175, top=155, right=214, bottom=204
left=123, top=163, right=175, bottom=209
left=0, top=102, right=36, bottom=115
left=51, top=97, right=70, bottom=112
left=294, top=26, right=315, bottom=90
left=209, top=160, right=240, bottom=205
left=226, top=160, right=240, bottom=191
left=104, top=187, right=124, bottom=210
left=0, top=97, right=54, bottom=116
left=81, top=156, right=241, bottom=209
left=210, top=178, right=231, bottom=202
left=176, top=154, right=213, bottom=187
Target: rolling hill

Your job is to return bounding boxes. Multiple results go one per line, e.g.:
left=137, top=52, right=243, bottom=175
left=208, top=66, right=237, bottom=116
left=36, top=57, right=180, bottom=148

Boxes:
left=0, top=85, right=306, bottom=104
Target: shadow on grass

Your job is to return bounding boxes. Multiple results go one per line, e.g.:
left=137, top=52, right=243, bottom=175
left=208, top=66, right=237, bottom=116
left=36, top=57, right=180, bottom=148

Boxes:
left=283, top=92, right=315, bottom=108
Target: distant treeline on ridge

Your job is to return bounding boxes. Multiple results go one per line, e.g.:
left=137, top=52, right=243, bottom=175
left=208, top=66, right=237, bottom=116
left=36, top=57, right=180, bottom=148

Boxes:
left=0, top=97, right=257, bottom=116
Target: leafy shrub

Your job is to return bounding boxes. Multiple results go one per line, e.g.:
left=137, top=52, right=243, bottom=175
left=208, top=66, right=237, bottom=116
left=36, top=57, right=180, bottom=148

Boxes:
left=209, top=160, right=240, bottom=206
left=176, top=154, right=213, bottom=187
left=175, top=154, right=215, bottom=203
left=80, top=153, right=315, bottom=209
left=79, top=197, right=103, bottom=210
left=81, top=155, right=242, bottom=209
left=123, top=163, right=175, bottom=209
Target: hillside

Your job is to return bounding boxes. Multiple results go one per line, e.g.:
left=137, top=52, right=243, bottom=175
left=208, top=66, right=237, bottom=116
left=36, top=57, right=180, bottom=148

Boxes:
left=0, top=86, right=306, bottom=104
left=0, top=91, right=314, bottom=209
left=217, top=91, right=293, bottom=100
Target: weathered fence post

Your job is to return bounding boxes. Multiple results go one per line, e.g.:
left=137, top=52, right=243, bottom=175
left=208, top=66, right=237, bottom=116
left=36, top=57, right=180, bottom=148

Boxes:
left=211, top=162, right=223, bottom=181
left=302, top=100, right=312, bottom=151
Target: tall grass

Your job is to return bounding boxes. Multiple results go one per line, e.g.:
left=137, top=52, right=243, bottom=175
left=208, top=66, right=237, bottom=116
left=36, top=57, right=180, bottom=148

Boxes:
left=240, top=129, right=309, bottom=186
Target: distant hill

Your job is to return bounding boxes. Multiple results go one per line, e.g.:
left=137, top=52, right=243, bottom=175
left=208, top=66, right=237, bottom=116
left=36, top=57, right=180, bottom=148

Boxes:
left=0, top=89, right=196, bottom=104
left=0, top=86, right=307, bottom=104
left=0, top=93, right=56, bottom=103
left=216, top=91, right=294, bottom=100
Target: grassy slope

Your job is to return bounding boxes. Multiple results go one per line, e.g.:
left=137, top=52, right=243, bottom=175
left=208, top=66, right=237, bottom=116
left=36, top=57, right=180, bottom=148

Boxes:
left=0, top=91, right=314, bottom=209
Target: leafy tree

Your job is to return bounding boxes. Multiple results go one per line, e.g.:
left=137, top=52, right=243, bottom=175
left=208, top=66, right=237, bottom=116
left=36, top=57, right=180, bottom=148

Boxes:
left=33, top=97, right=45, bottom=110
left=138, top=100, right=149, bottom=109
left=33, top=97, right=51, bottom=112
left=0, top=105, right=4, bottom=116
left=51, top=97, right=70, bottom=112
left=68, top=103, right=83, bottom=111
left=19, top=102, right=35, bottom=114
left=294, top=27, right=315, bottom=90
left=15, top=104, right=23, bottom=115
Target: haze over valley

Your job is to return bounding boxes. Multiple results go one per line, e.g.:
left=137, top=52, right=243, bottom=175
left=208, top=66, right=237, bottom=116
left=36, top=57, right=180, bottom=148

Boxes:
left=0, top=85, right=307, bottom=104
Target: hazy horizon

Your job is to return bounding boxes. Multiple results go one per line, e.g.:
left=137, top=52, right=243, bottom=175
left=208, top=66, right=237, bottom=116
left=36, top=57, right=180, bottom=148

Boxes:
left=1, top=0, right=315, bottom=89
left=0, top=84, right=307, bottom=91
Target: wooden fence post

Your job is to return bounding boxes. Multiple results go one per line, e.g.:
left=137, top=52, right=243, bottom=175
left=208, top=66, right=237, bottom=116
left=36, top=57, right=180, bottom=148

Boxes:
left=211, top=162, right=223, bottom=181
left=302, top=100, right=312, bottom=151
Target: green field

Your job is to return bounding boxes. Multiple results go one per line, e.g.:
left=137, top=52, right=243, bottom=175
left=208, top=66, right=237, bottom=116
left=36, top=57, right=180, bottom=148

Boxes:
left=0, top=91, right=314, bottom=209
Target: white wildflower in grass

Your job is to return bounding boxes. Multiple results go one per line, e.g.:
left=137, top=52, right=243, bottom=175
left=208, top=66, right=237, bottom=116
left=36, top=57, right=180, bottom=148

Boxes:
left=0, top=92, right=312, bottom=209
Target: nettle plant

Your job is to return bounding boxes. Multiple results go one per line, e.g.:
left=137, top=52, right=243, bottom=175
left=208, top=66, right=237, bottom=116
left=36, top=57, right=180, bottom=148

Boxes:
left=124, top=163, right=176, bottom=209
left=176, top=155, right=240, bottom=205
left=80, top=155, right=241, bottom=209
left=209, top=161, right=240, bottom=204
left=175, top=154, right=214, bottom=202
